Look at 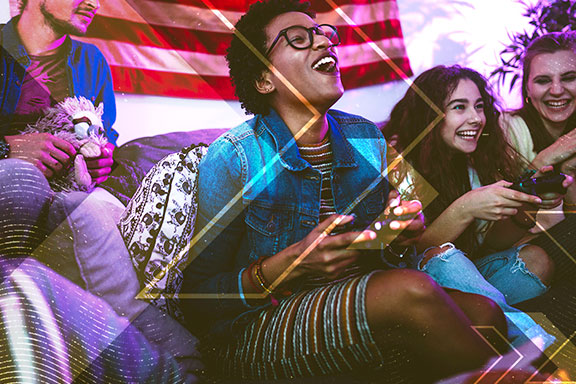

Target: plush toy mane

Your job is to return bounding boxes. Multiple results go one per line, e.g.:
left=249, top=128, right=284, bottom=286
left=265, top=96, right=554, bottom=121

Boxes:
left=23, top=96, right=108, bottom=192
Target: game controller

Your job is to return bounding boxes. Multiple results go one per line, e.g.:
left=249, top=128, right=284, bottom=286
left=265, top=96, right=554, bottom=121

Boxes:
left=339, top=211, right=416, bottom=250
left=509, top=170, right=567, bottom=196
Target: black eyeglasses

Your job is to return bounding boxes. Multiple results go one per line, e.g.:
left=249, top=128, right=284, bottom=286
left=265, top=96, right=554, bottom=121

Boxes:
left=265, top=24, right=340, bottom=57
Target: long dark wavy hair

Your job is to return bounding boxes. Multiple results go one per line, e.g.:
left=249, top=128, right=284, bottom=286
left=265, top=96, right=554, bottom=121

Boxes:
left=383, top=65, right=525, bottom=254
left=515, top=31, right=576, bottom=152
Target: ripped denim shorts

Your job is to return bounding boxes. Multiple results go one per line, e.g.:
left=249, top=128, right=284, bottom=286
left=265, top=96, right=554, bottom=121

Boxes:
left=417, top=243, right=548, bottom=306
left=415, top=243, right=554, bottom=349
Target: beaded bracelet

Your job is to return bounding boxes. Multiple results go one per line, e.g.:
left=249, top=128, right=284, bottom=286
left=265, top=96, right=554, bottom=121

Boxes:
left=254, top=257, right=274, bottom=294
left=254, top=258, right=282, bottom=306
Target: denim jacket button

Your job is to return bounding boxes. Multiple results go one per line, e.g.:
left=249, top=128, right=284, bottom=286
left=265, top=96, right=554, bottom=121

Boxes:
left=266, top=220, right=276, bottom=232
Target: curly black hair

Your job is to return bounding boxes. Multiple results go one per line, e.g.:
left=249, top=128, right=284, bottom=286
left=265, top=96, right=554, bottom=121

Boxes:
left=226, top=0, right=314, bottom=116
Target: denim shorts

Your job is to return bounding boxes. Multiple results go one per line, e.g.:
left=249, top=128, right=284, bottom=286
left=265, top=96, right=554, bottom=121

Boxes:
left=417, top=243, right=548, bottom=306
left=474, top=244, right=548, bottom=305
left=416, top=243, right=554, bottom=349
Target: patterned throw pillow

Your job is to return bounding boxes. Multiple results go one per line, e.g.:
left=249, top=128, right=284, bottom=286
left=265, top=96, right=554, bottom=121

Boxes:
left=118, top=144, right=208, bottom=322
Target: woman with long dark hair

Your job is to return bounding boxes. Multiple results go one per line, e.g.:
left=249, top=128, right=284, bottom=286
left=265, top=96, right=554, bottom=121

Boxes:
left=384, top=65, right=572, bottom=349
left=385, top=66, right=559, bottom=259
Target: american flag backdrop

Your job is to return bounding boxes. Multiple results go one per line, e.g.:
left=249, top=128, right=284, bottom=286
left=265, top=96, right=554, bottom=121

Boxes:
left=11, top=0, right=413, bottom=99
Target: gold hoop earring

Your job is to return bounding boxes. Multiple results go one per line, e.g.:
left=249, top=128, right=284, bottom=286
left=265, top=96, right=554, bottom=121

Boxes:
left=525, top=97, right=532, bottom=105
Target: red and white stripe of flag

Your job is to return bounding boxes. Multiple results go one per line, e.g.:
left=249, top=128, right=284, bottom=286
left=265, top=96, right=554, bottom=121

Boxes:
left=10, top=0, right=413, bottom=99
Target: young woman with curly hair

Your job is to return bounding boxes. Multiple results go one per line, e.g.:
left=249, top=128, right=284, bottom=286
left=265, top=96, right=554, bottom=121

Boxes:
left=384, top=65, right=570, bottom=350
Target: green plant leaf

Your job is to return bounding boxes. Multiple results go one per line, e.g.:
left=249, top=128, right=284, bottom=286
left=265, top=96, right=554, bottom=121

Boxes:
left=491, top=0, right=576, bottom=89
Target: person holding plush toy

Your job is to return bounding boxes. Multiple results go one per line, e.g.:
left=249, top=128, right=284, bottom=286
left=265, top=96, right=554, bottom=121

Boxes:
left=0, top=0, right=119, bottom=256
left=0, top=0, right=117, bottom=181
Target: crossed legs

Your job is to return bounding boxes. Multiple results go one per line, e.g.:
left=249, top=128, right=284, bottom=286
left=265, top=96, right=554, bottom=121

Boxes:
left=365, top=268, right=501, bottom=381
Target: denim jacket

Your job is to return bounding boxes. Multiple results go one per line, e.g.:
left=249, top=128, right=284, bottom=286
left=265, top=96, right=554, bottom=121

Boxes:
left=0, top=17, right=118, bottom=145
left=182, top=109, right=389, bottom=338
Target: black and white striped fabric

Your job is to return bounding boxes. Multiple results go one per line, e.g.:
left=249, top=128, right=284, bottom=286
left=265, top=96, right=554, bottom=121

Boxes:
left=214, top=273, right=388, bottom=381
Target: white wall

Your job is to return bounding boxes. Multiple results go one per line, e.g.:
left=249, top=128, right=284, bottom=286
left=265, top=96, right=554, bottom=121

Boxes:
left=1, top=0, right=535, bottom=145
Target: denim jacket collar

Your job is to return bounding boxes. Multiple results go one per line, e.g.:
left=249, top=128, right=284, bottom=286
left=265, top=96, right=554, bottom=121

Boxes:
left=2, top=17, right=75, bottom=67
left=260, top=109, right=357, bottom=172
left=2, top=17, right=29, bottom=64
left=327, top=112, right=356, bottom=169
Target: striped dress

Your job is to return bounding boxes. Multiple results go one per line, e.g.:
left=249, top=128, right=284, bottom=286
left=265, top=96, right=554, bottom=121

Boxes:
left=299, top=136, right=366, bottom=289
left=212, top=136, right=413, bottom=382
left=299, top=135, right=337, bottom=222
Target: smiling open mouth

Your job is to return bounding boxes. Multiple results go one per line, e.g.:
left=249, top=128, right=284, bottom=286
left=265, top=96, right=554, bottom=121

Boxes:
left=312, top=56, right=337, bottom=73
left=545, top=100, right=571, bottom=109
left=456, top=130, right=478, bottom=139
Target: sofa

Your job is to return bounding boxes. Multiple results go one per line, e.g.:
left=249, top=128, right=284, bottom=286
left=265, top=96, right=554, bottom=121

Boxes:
left=116, top=130, right=227, bottom=182
left=20, top=128, right=568, bottom=383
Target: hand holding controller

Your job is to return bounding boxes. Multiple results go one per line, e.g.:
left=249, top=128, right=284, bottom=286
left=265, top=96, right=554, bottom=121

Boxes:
left=508, top=170, right=567, bottom=196
left=343, top=195, right=424, bottom=249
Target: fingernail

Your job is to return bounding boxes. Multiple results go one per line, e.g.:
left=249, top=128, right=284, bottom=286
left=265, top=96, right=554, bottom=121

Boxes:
left=389, top=196, right=401, bottom=208
left=365, top=230, right=377, bottom=240
left=389, top=221, right=401, bottom=230
left=393, top=206, right=404, bottom=216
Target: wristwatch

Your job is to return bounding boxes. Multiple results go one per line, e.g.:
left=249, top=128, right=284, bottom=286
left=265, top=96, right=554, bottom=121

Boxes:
left=0, top=136, right=10, bottom=159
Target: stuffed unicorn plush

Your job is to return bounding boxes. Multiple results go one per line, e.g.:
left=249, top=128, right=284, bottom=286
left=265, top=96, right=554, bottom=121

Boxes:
left=23, top=96, right=108, bottom=192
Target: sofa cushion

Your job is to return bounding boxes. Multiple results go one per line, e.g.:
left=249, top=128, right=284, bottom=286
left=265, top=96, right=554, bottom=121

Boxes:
left=116, top=129, right=227, bottom=176
left=102, top=129, right=227, bottom=205
left=118, top=145, right=208, bottom=323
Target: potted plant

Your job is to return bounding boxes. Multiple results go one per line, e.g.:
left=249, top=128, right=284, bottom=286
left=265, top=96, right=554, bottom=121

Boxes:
left=491, top=0, right=576, bottom=91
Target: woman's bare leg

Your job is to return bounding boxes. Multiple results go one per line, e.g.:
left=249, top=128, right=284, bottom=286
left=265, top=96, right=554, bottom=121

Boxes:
left=447, top=290, right=507, bottom=334
left=366, top=269, right=496, bottom=381
left=518, top=244, right=554, bottom=285
left=447, top=290, right=509, bottom=354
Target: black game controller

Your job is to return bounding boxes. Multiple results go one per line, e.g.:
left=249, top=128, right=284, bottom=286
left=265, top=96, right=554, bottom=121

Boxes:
left=338, top=212, right=412, bottom=233
left=339, top=211, right=415, bottom=250
left=509, top=170, right=567, bottom=196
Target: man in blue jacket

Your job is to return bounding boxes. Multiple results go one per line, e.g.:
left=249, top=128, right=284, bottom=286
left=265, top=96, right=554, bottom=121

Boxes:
left=0, top=0, right=120, bottom=256
left=0, top=0, right=117, bottom=182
